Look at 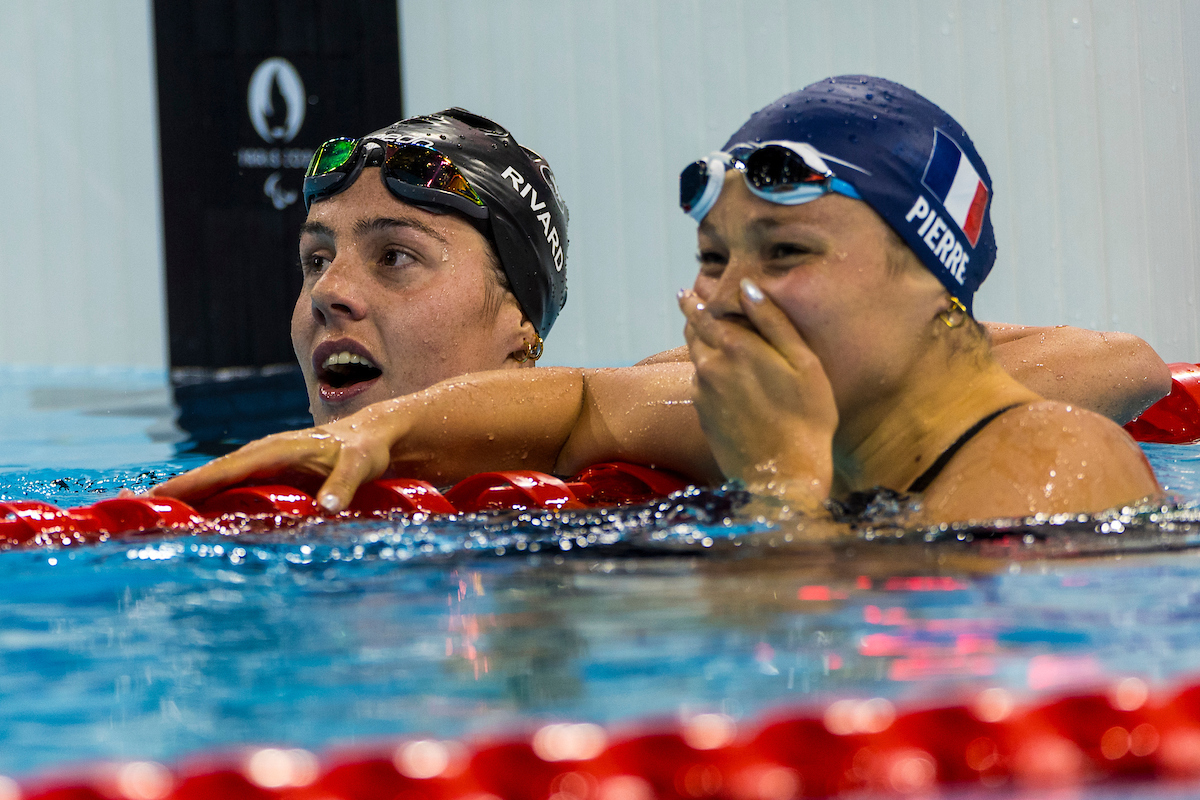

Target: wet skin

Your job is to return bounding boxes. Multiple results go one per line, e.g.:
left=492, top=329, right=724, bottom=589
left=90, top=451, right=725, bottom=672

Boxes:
left=690, top=179, right=949, bottom=450
left=678, top=176, right=1160, bottom=518
left=294, top=167, right=533, bottom=424
left=152, top=172, right=1164, bottom=521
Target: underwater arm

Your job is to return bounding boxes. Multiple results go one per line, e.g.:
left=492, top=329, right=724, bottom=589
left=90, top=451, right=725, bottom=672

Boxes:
left=985, top=323, right=1170, bottom=424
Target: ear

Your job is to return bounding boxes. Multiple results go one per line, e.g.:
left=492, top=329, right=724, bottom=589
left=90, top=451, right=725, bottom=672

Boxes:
left=500, top=315, right=541, bottom=369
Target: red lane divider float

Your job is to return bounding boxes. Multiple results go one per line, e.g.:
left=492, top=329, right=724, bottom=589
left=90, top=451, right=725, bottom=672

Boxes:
left=1126, top=362, right=1200, bottom=445
left=0, top=463, right=690, bottom=549
left=16, top=677, right=1200, bottom=798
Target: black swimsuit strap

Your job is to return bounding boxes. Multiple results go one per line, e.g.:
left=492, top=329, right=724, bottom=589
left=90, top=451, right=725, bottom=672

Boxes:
left=907, top=403, right=1023, bottom=494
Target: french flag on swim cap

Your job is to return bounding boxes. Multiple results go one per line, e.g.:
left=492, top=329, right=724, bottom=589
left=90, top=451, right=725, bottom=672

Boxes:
left=921, top=130, right=989, bottom=247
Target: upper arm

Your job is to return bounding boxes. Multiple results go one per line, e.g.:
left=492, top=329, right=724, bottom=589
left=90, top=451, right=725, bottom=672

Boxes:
left=919, top=403, right=1160, bottom=524
left=554, top=362, right=723, bottom=483
left=982, top=322, right=1170, bottom=424
left=634, top=346, right=691, bottom=366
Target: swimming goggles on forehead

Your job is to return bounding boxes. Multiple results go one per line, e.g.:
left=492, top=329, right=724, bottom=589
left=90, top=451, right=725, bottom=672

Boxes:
left=303, top=137, right=488, bottom=220
left=679, top=141, right=862, bottom=223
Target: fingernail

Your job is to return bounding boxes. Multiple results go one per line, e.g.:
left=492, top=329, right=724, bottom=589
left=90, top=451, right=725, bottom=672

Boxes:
left=741, top=279, right=764, bottom=303
left=677, top=288, right=687, bottom=299
left=320, top=494, right=340, bottom=511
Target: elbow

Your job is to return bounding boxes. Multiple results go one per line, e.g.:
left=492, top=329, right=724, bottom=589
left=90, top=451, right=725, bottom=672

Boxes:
left=1110, top=334, right=1172, bottom=424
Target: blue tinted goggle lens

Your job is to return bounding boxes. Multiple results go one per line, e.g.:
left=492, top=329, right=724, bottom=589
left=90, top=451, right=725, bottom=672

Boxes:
left=679, top=144, right=838, bottom=222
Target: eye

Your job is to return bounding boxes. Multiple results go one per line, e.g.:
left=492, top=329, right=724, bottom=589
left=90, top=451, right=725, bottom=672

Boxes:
left=695, top=248, right=728, bottom=277
left=300, top=252, right=330, bottom=277
left=767, top=241, right=809, bottom=260
left=380, top=248, right=416, bottom=269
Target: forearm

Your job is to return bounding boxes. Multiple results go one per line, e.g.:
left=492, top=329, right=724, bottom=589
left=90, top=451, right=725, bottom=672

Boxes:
left=384, top=363, right=722, bottom=486
left=381, top=367, right=587, bottom=484
left=556, top=363, right=723, bottom=483
left=986, top=323, right=1170, bottom=424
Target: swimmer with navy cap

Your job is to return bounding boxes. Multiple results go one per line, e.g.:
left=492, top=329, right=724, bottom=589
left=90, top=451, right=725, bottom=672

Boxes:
left=155, top=79, right=1164, bottom=524
left=674, top=76, right=1159, bottom=520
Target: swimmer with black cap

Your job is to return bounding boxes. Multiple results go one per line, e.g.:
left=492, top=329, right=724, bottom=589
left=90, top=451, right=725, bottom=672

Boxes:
left=154, top=80, right=1162, bottom=524
left=293, top=107, right=567, bottom=423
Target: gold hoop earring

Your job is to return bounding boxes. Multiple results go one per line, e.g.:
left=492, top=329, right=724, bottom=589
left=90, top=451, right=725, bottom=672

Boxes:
left=937, top=297, right=967, bottom=328
left=514, top=334, right=544, bottom=363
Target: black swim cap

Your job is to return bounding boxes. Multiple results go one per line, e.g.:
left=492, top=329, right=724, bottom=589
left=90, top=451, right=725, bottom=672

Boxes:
left=364, top=108, right=568, bottom=338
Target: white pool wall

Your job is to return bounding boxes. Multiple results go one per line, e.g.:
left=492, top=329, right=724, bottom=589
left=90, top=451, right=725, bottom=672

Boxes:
left=401, top=0, right=1200, bottom=367
left=0, top=1, right=1197, bottom=369
left=0, top=0, right=167, bottom=371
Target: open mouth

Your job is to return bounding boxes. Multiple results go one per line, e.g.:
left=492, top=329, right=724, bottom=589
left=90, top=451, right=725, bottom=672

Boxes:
left=318, top=351, right=383, bottom=390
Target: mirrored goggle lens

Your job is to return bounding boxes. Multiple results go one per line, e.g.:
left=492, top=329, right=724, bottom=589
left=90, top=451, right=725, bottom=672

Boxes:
left=306, top=138, right=359, bottom=178
left=744, top=145, right=828, bottom=193
left=383, top=144, right=485, bottom=207
left=679, top=160, right=712, bottom=212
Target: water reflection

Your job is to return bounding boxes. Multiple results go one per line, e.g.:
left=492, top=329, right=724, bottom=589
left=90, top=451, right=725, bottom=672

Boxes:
left=7, top=491, right=1200, bottom=774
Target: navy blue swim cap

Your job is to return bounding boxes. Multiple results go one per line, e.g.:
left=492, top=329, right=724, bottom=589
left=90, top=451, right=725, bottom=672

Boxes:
left=366, top=109, right=568, bottom=338
left=724, top=76, right=995, bottom=315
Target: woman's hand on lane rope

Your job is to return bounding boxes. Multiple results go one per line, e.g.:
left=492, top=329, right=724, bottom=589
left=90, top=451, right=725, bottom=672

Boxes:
left=150, top=405, right=402, bottom=513
left=679, top=279, right=838, bottom=512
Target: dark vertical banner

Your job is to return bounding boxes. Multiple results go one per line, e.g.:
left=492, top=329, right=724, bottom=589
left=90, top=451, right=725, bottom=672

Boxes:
left=153, top=0, right=402, bottom=371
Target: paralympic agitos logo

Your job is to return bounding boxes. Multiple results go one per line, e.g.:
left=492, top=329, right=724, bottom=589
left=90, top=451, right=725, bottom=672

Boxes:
left=237, top=57, right=314, bottom=210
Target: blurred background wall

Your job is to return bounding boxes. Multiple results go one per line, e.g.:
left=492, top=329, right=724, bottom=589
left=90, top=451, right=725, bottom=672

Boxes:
left=1, top=0, right=1197, bottom=370
left=0, top=0, right=166, bottom=370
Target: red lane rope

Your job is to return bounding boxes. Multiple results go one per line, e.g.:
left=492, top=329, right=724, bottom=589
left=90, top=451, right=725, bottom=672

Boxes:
left=0, top=463, right=691, bottom=549
left=1125, top=362, right=1200, bottom=445
left=15, top=677, right=1200, bottom=798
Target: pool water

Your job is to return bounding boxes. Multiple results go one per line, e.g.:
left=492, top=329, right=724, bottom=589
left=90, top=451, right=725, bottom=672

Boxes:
left=3, top=368, right=1200, bottom=783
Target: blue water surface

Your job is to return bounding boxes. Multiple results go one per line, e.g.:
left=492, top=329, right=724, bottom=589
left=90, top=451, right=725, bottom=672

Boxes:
left=3, top=367, right=1200, bottom=787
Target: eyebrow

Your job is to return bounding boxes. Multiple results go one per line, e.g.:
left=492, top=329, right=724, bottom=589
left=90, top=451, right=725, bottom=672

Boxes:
left=297, top=217, right=449, bottom=245
left=352, top=216, right=448, bottom=244
left=298, top=221, right=335, bottom=240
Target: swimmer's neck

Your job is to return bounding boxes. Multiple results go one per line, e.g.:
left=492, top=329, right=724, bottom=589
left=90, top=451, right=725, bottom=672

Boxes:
left=833, top=355, right=1042, bottom=494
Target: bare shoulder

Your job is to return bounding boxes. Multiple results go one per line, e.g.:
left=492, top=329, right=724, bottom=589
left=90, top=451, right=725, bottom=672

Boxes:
left=920, top=401, right=1160, bottom=523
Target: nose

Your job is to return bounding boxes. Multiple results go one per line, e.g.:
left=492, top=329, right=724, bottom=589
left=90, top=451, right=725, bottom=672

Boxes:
left=700, top=254, right=756, bottom=321
left=308, top=257, right=368, bottom=326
